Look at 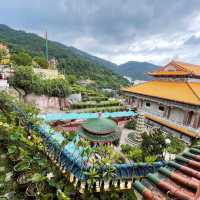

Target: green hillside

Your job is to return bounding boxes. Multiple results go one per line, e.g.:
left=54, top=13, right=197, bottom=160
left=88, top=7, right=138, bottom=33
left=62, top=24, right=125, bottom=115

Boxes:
left=0, top=24, right=129, bottom=89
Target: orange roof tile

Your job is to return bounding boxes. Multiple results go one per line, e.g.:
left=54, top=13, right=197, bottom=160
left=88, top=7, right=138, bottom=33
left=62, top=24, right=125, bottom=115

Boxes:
left=149, top=60, right=200, bottom=77
left=145, top=114, right=198, bottom=138
left=122, top=80, right=200, bottom=105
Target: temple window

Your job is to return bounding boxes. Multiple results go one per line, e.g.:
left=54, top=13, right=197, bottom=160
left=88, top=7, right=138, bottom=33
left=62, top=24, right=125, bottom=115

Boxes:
left=159, top=106, right=165, bottom=111
left=146, top=102, right=151, bottom=107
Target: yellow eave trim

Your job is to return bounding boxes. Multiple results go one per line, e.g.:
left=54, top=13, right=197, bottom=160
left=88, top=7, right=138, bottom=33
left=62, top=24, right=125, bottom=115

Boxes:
left=145, top=114, right=198, bottom=138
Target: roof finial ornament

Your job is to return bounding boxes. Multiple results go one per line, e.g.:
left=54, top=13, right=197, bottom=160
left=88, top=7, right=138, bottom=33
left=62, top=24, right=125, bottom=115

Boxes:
left=98, top=112, right=103, bottom=119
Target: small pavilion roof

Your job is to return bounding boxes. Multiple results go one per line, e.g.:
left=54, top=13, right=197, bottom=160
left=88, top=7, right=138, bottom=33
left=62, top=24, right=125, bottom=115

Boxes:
left=79, top=118, right=121, bottom=142
left=82, top=118, right=117, bottom=134
left=149, top=60, right=200, bottom=77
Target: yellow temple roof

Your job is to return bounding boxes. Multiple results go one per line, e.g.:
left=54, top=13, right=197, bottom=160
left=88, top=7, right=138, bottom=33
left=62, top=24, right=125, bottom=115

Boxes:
left=122, top=80, right=200, bottom=105
left=149, top=60, right=200, bottom=77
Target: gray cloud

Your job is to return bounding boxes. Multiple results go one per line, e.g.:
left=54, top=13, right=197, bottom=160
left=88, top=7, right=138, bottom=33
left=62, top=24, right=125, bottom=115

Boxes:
left=184, top=35, right=200, bottom=46
left=1, top=0, right=200, bottom=64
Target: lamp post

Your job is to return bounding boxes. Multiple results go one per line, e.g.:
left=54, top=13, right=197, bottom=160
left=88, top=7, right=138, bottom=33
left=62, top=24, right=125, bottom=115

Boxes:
left=164, top=138, right=171, bottom=161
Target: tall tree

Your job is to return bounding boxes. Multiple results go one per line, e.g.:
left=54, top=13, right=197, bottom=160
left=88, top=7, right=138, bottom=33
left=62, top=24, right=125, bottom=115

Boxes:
left=141, top=128, right=166, bottom=159
left=11, top=51, right=32, bottom=66
left=33, top=56, right=49, bottom=69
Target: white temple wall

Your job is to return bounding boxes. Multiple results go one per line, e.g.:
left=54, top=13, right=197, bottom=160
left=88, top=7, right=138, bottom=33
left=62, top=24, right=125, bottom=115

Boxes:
left=141, top=100, right=165, bottom=117
left=168, top=108, right=185, bottom=124
left=129, top=95, right=199, bottom=128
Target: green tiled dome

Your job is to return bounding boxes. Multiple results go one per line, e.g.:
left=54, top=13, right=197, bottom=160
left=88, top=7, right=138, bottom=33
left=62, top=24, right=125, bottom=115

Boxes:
left=79, top=118, right=121, bottom=143
left=82, top=118, right=117, bottom=135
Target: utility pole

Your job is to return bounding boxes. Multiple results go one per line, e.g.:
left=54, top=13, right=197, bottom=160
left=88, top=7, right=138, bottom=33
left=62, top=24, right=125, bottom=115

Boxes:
left=45, top=31, right=48, bottom=62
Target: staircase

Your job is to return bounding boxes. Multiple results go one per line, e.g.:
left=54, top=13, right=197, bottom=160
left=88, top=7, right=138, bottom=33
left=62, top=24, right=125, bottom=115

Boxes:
left=134, top=145, right=200, bottom=200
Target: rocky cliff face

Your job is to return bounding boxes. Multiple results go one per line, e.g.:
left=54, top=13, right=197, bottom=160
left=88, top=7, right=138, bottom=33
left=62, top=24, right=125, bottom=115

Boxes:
left=24, top=94, right=70, bottom=113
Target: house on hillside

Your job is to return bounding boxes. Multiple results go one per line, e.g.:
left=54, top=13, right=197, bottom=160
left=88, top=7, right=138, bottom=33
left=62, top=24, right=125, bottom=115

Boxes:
left=0, top=66, right=9, bottom=91
left=0, top=43, right=10, bottom=65
left=121, top=60, right=200, bottom=143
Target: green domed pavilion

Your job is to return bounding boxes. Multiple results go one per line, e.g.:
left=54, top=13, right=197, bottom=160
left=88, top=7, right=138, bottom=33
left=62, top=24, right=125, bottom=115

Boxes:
left=79, top=118, right=121, bottom=145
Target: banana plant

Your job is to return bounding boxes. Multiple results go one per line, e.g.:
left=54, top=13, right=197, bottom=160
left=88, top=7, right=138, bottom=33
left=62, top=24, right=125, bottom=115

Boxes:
left=56, top=189, right=71, bottom=200
left=84, top=167, right=99, bottom=190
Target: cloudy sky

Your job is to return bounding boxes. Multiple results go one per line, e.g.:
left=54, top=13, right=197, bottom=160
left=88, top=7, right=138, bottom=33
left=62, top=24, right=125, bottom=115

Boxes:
left=1, top=0, right=200, bottom=65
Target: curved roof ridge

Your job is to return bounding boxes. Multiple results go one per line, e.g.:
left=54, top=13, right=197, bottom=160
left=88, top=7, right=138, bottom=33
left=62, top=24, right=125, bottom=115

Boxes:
left=187, top=82, right=200, bottom=102
left=169, top=60, right=190, bottom=72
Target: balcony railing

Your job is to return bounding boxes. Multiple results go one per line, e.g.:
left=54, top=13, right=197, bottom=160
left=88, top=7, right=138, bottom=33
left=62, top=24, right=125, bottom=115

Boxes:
left=142, top=110, right=199, bottom=134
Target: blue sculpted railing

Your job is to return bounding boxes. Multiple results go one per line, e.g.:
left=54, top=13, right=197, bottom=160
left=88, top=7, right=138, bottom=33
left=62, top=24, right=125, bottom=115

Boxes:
left=33, top=123, right=165, bottom=181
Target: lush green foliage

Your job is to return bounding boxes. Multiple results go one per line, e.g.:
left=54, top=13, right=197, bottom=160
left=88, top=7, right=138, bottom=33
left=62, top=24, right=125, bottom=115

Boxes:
left=141, top=128, right=166, bottom=159
left=127, top=148, right=143, bottom=162
left=43, top=79, right=71, bottom=98
left=0, top=48, right=7, bottom=60
left=166, top=136, right=186, bottom=154
left=34, top=56, right=49, bottom=69
left=9, top=65, right=39, bottom=95
left=11, top=51, right=32, bottom=66
left=82, top=96, right=109, bottom=102
left=120, top=144, right=132, bottom=154
left=72, top=106, right=127, bottom=113
left=0, top=92, right=74, bottom=199
left=124, top=120, right=136, bottom=130
left=120, top=143, right=158, bottom=162
left=71, top=100, right=122, bottom=109
left=9, top=65, right=71, bottom=97
left=0, top=24, right=129, bottom=89
left=144, top=155, right=157, bottom=163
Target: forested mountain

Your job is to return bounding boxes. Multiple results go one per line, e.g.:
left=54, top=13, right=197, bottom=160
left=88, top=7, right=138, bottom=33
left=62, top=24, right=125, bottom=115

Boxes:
left=113, top=61, right=159, bottom=81
left=0, top=24, right=128, bottom=89
left=0, top=24, right=159, bottom=86
left=118, top=61, right=159, bottom=80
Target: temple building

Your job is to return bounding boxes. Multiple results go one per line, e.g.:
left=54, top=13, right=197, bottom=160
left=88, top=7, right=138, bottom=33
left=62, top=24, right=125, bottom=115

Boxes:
left=122, top=60, right=200, bottom=143
left=78, top=117, right=121, bottom=145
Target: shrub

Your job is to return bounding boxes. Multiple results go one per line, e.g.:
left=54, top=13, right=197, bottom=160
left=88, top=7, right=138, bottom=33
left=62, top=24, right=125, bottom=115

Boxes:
left=144, top=155, right=157, bottom=163
left=166, top=136, right=186, bottom=154
left=127, top=148, right=143, bottom=162
left=11, top=51, right=32, bottom=66
left=9, top=66, right=71, bottom=98
left=125, top=120, right=136, bottom=130
left=120, top=144, right=132, bottom=154
left=34, top=56, right=48, bottom=69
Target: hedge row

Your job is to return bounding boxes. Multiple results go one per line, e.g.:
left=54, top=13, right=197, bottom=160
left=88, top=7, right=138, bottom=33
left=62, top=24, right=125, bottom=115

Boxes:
left=82, top=96, right=108, bottom=102
left=71, top=100, right=122, bottom=109
left=76, top=106, right=127, bottom=113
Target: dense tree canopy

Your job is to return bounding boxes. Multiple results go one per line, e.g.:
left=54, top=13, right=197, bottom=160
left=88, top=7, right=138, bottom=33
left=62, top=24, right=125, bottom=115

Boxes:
left=11, top=51, right=32, bottom=66
left=9, top=66, right=71, bottom=98
left=43, top=79, right=71, bottom=98
left=0, top=25, right=129, bottom=89
left=67, top=74, right=76, bottom=84
left=141, top=128, right=166, bottom=159
left=0, top=48, right=7, bottom=60
left=9, top=65, right=39, bottom=95
left=33, top=56, right=49, bottom=69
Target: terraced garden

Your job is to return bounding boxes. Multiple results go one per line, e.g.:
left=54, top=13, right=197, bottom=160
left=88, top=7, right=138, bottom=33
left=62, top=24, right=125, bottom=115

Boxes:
left=71, top=91, right=127, bottom=113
